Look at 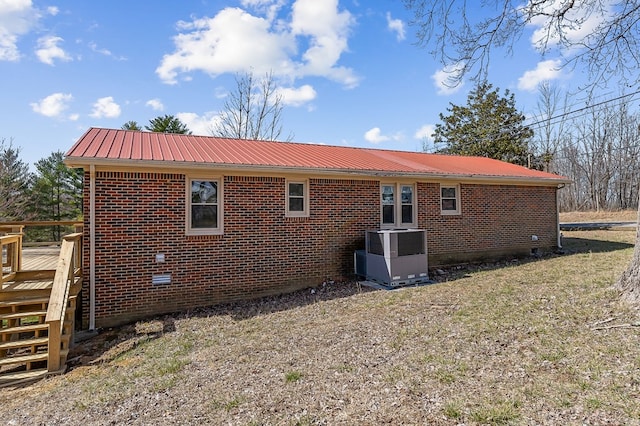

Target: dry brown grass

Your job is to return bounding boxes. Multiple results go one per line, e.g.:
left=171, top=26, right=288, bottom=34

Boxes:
left=560, top=209, right=638, bottom=223
left=1, top=230, right=639, bottom=425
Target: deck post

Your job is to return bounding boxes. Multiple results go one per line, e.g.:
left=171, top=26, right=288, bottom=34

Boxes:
left=47, top=320, right=61, bottom=372
left=1, top=234, right=22, bottom=286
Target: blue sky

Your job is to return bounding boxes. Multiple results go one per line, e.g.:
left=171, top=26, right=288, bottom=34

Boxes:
left=1, top=0, right=588, bottom=169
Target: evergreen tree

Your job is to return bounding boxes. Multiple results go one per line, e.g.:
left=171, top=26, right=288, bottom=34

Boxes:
left=0, top=138, right=32, bottom=221
left=122, top=121, right=142, bottom=131
left=30, top=151, right=83, bottom=241
left=145, top=115, right=192, bottom=134
left=432, top=82, right=533, bottom=166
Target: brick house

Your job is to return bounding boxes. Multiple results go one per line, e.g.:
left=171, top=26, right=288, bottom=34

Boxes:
left=64, top=127, right=570, bottom=328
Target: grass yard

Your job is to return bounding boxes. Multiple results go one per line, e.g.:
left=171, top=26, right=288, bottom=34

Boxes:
left=1, top=227, right=639, bottom=425
left=560, top=209, right=638, bottom=223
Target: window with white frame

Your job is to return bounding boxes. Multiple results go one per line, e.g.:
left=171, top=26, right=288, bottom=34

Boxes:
left=380, top=183, right=416, bottom=228
left=440, top=184, right=460, bottom=215
left=187, top=178, right=223, bottom=234
left=286, top=179, right=309, bottom=217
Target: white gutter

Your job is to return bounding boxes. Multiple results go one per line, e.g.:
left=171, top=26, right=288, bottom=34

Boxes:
left=89, top=164, right=96, bottom=330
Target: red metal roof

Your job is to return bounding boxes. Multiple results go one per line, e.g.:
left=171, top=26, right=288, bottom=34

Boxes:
left=65, top=127, right=569, bottom=183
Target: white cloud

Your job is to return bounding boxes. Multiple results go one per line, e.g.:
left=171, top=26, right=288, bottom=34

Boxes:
left=35, top=35, right=71, bottom=65
left=214, top=86, right=228, bottom=99
left=88, top=41, right=109, bottom=55
left=526, top=1, right=608, bottom=52
left=290, top=0, right=358, bottom=87
left=88, top=41, right=126, bottom=60
left=177, top=111, right=221, bottom=136
left=240, top=0, right=286, bottom=21
left=0, top=0, right=41, bottom=61
left=90, top=96, right=121, bottom=118
left=277, top=84, right=316, bottom=106
left=46, top=6, right=58, bottom=16
left=364, top=127, right=390, bottom=144
left=156, top=0, right=358, bottom=88
left=30, top=92, right=73, bottom=118
left=156, top=7, right=295, bottom=84
left=414, top=124, right=435, bottom=141
left=517, top=59, right=563, bottom=92
left=386, top=12, right=405, bottom=41
left=431, top=63, right=465, bottom=95
left=146, top=98, right=164, bottom=111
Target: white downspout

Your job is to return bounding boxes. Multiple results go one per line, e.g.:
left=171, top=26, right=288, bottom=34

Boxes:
left=90, top=164, right=96, bottom=330
left=556, top=184, right=565, bottom=249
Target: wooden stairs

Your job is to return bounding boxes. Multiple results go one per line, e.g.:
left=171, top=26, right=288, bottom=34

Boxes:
left=0, top=232, right=83, bottom=387
left=0, top=290, right=79, bottom=386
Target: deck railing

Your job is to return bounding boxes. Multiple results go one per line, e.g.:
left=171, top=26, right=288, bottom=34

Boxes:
left=1, top=234, right=22, bottom=285
left=0, top=221, right=83, bottom=247
left=45, top=232, right=83, bottom=372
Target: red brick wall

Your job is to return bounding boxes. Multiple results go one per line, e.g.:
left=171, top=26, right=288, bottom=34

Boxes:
left=81, top=171, right=559, bottom=328
left=82, top=172, right=381, bottom=327
left=419, top=183, right=559, bottom=264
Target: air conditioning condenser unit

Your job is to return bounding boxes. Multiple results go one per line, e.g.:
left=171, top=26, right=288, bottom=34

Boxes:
left=362, top=229, right=429, bottom=287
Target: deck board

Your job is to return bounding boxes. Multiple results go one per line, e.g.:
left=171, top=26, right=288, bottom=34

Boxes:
left=2, top=247, right=60, bottom=291
left=21, top=247, right=60, bottom=270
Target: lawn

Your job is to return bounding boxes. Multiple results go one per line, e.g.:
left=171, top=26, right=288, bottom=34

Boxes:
left=560, top=209, right=638, bottom=223
left=1, top=227, right=639, bottom=425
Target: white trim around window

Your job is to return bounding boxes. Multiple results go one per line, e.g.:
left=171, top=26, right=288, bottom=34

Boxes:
left=440, top=184, right=461, bottom=215
left=380, top=182, right=417, bottom=228
left=186, top=176, right=224, bottom=235
left=285, top=179, right=309, bottom=217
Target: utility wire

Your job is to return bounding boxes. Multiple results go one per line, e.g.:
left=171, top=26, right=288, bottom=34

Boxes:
left=524, top=89, right=640, bottom=130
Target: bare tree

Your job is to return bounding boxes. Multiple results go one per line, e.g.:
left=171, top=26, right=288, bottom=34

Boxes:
left=580, top=108, right=615, bottom=211
left=556, top=137, right=584, bottom=211
left=405, top=1, right=640, bottom=89
left=530, top=83, right=569, bottom=173
left=609, top=101, right=640, bottom=210
left=550, top=95, right=640, bottom=212
left=211, top=70, right=292, bottom=141
left=403, top=0, right=640, bottom=300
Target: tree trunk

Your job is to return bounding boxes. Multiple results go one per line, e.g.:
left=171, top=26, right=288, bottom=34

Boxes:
left=617, top=198, right=640, bottom=303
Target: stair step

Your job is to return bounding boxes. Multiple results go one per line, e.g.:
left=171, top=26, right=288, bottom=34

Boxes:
left=0, top=310, right=47, bottom=321
left=0, top=337, right=49, bottom=351
left=0, top=352, right=48, bottom=367
left=0, top=298, right=49, bottom=308
left=0, top=368, right=49, bottom=388
left=0, top=323, right=48, bottom=335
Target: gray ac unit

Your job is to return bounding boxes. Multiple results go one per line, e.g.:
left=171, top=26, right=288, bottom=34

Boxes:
left=363, top=229, right=429, bottom=287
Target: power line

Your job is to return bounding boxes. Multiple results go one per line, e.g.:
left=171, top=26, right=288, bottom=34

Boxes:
left=422, top=89, right=640, bottom=157
left=524, top=89, right=640, bottom=130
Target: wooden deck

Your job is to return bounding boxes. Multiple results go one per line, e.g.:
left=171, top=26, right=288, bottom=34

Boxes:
left=22, top=246, right=60, bottom=271
left=2, top=246, right=60, bottom=292
left=0, top=227, right=83, bottom=385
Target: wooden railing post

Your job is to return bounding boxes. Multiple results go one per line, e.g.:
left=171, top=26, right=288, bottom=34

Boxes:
left=1, top=234, right=22, bottom=286
left=47, top=320, right=61, bottom=372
